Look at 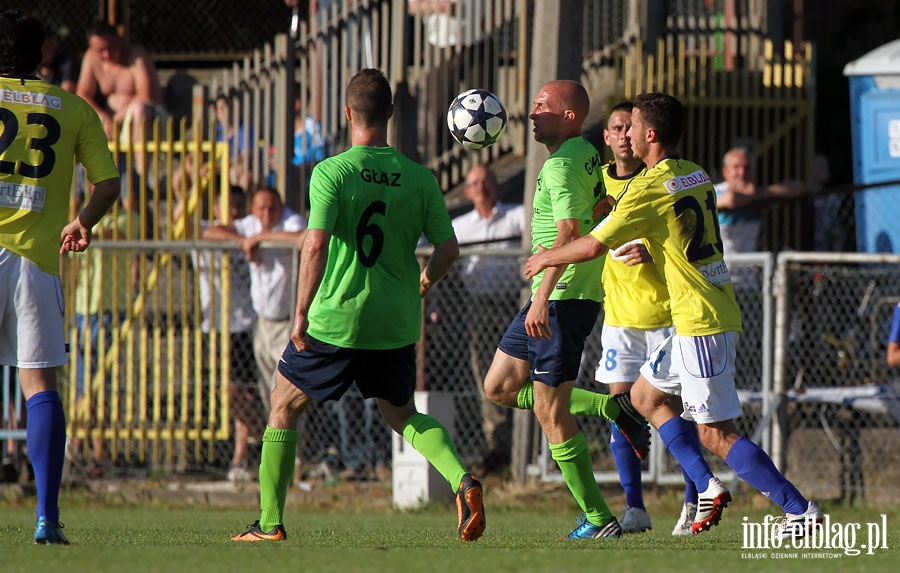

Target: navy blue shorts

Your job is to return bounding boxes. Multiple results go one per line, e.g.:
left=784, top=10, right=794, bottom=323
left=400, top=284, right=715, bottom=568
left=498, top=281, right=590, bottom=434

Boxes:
left=277, top=336, right=416, bottom=406
left=498, top=299, right=601, bottom=387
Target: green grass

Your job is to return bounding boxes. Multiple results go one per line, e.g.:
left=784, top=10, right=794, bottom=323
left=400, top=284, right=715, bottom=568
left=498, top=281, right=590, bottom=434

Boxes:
left=1, top=493, right=899, bottom=573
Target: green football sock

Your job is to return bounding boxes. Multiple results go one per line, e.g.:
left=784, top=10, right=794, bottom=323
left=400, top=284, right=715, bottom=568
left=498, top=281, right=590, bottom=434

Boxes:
left=516, top=380, right=619, bottom=421
left=549, top=432, right=613, bottom=527
left=402, top=412, right=467, bottom=490
left=258, top=426, right=298, bottom=532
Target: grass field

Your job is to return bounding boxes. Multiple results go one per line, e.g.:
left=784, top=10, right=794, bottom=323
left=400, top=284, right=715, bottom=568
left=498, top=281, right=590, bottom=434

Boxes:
left=1, top=481, right=898, bottom=573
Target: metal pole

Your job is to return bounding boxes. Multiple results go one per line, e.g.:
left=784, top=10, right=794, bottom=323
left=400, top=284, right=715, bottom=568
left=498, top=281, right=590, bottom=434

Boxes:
left=284, top=7, right=299, bottom=210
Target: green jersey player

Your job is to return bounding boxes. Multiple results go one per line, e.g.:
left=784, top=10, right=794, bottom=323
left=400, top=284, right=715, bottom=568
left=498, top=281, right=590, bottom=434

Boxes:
left=232, top=68, right=485, bottom=543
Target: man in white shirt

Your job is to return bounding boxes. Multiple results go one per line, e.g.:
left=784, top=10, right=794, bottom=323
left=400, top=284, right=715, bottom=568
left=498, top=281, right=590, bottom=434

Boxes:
left=204, top=188, right=307, bottom=411
left=451, top=164, right=525, bottom=472
left=715, top=146, right=804, bottom=256
left=193, top=187, right=263, bottom=482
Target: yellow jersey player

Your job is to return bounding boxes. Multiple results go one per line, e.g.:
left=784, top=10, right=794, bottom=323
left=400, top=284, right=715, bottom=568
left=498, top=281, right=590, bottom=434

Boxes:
left=0, top=10, right=121, bottom=545
left=525, top=92, right=822, bottom=539
left=595, top=101, right=700, bottom=535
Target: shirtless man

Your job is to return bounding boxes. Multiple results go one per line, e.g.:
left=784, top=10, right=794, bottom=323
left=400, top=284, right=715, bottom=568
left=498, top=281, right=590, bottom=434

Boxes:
left=76, top=21, right=164, bottom=140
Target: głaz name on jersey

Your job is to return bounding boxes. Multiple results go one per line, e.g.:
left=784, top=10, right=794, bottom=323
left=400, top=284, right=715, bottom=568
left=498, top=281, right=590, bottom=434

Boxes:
left=360, top=168, right=401, bottom=187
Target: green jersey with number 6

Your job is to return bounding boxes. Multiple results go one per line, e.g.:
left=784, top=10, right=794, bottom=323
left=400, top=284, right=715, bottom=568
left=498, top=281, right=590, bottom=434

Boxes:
left=590, top=157, right=742, bottom=336
left=306, top=145, right=455, bottom=349
left=0, top=76, right=118, bottom=275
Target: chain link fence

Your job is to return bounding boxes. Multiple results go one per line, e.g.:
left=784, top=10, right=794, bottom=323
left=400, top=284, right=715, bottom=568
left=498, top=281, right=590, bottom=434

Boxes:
left=5, top=246, right=900, bottom=503
left=775, top=253, right=900, bottom=504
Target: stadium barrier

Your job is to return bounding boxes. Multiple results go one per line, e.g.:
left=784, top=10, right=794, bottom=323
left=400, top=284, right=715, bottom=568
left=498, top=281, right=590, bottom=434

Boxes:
left=4, top=246, right=900, bottom=501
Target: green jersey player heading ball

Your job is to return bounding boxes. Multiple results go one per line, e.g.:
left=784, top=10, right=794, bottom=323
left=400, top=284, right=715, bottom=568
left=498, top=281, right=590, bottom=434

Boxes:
left=232, top=68, right=485, bottom=543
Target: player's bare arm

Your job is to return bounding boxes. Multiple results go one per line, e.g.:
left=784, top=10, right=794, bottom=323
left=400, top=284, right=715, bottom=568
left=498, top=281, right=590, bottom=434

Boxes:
left=202, top=224, right=241, bottom=242
left=525, top=218, right=580, bottom=341
left=525, top=233, right=609, bottom=280
left=592, top=195, right=616, bottom=221
left=291, top=228, right=331, bottom=352
left=60, top=176, right=121, bottom=253
left=888, top=341, right=900, bottom=367
left=420, top=235, right=459, bottom=296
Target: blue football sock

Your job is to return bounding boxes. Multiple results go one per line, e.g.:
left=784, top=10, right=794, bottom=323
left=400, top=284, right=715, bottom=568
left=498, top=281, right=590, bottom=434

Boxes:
left=609, top=422, right=644, bottom=509
left=658, top=417, right=714, bottom=492
left=725, top=436, right=807, bottom=514
left=681, top=466, right=698, bottom=504
left=26, top=391, right=67, bottom=524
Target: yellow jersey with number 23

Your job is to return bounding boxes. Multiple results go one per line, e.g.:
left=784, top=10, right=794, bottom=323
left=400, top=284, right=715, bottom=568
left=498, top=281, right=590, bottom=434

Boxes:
left=0, top=76, right=118, bottom=275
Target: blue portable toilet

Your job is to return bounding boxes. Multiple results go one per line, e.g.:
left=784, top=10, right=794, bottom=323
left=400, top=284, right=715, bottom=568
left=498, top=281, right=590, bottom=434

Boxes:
left=844, top=40, right=900, bottom=253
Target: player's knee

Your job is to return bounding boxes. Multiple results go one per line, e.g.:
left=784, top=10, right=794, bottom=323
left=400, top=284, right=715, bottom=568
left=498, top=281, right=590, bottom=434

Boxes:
left=629, top=377, right=656, bottom=416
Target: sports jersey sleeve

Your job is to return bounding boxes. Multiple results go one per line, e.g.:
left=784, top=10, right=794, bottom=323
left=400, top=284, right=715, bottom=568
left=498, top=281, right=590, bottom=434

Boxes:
left=75, top=101, right=118, bottom=185
left=591, top=180, right=654, bottom=250
left=307, top=164, right=339, bottom=231
left=422, top=176, right=455, bottom=245
left=891, top=305, right=900, bottom=345
left=542, top=157, right=595, bottom=223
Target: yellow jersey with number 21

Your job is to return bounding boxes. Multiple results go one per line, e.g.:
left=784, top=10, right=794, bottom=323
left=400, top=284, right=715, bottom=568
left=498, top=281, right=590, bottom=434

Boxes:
left=591, top=156, right=742, bottom=336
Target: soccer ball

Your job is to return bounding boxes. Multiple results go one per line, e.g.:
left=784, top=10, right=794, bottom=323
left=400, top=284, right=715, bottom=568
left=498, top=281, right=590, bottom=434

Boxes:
left=447, top=89, right=507, bottom=150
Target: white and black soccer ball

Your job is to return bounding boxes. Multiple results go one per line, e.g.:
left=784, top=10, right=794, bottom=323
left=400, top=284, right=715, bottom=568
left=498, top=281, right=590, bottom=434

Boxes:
left=447, top=89, right=507, bottom=150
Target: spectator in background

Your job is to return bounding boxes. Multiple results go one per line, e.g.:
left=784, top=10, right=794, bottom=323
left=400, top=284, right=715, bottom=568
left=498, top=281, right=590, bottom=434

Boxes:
left=292, top=90, right=328, bottom=203
left=38, top=30, right=78, bottom=92
left=203, top=188, right=307, bottom=412
left=714, top=146, right=804, bottom=255
left=888, top=302, right=900, bottom=367
left=293, top=91, right=327, bottom=170
left=72, top=199, right=141, bottom=478
left=407, top=0, right=480, bottom=49
left=76, top=21, right=165, bottom=141
left=811, top=152, right=843, bottom=252
left=181, top=186, right=264, bottom=483
left=451, top=163, right=524, bottom=473
left=216, top=94, right=256, bottom=191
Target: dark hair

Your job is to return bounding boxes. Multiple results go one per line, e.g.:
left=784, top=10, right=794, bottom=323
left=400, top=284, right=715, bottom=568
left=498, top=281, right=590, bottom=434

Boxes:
left=346, top=68, right=392, bottom=126
left=633, top=93, right=685, bottom=147
left=88, top=21, right=119, bottom=41
left=0, top=10, right=44, bottom=75
left=608, top=101, right=633, bottom=116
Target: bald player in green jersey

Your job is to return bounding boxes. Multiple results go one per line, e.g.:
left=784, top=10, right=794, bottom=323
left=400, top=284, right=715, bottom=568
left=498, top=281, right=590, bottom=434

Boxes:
left=232, top=68, right=485, bottom=543
left=525, top=92, right=822, bottom=539
left=483, top=80, right=650, bottom=541
left=0, top=10, right=121, bottom=545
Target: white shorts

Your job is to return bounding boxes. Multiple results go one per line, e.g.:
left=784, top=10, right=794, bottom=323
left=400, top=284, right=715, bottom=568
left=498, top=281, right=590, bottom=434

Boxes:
left=639, top=331, right=743, bottom=424
left=0, top=249, right=68, bottom=368
left=595, top=324, right=675, bottom=384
